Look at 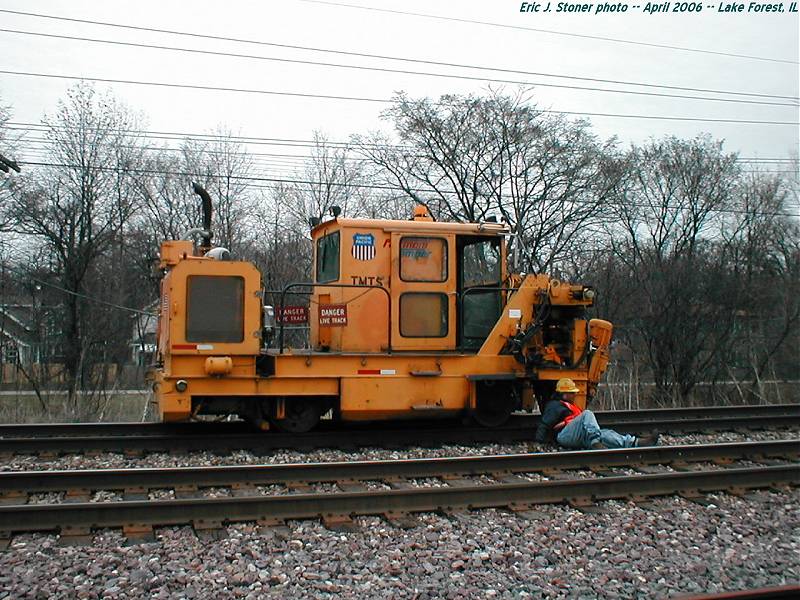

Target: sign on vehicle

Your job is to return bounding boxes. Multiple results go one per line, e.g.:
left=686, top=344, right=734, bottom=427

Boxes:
left=277, top=305, right=309, bottom=324
left=319, top=304, right=348, bottom=326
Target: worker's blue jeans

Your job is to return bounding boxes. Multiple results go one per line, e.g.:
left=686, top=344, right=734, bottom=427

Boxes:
left=556, top=410, right=637, bottom=449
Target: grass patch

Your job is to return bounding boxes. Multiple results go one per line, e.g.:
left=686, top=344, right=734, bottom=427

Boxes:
left=0, top=390, right=155, bottom=423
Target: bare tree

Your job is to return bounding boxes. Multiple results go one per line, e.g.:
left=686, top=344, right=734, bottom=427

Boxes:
left=247, top=132, right=372, bottom=291
left=604, top=135, right=742, bottom=404
left=182, top=128, right=258, bottom=255
left=133, top=130, right=259, bottom=275
left=355, top=93, right=500, bottom=222
left=485, top=91, right=624, bottom=272
left=355, top=90, right=622, bottom=271
left=720, top=172, right=800, bottom=397
left=284, top=131, right=371, bottom=225
left=0, top=97, right=22, bottom=229
left=253, top=183, right=313, bottom=290
left=6, top=82, right=144, bottom=415
left=136, top=151, right=199, bottom=242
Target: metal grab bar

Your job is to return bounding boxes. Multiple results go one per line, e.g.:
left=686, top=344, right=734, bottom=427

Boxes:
left=277, top=283, right=392, bottom=354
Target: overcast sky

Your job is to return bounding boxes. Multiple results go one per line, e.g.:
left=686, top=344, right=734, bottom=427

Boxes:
left=0, top=0, right=797, bottom=179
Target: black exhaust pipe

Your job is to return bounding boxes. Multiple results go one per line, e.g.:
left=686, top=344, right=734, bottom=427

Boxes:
left=191, top=182, right=213, bottom=248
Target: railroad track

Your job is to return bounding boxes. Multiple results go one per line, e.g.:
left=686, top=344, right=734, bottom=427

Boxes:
left=0, top=404, right=798, bottom=456
left=0, top=440, right=797, bottom=545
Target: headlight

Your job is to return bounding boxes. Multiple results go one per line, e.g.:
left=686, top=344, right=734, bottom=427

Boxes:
left=175, top=379, right=188, bottom=392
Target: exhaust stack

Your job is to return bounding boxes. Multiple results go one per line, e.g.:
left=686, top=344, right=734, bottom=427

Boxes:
left=191, top=182, right=213, bottom=249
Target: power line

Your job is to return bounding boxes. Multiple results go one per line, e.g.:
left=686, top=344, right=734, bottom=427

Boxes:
left=15, top=159, right=800, bottom=218
left=9, top=124, right=799, bottom=174
left=13, top=138, right=796, bottom=171
left=1, top=27, right=795, bottom=108
left=7, top=158, right=326, bottom=199
left=1, top=8, right=794, bottom=101
left=6, top=123, right=373, bottom=151
left=11, top=123, right=800, bottom=160
left=0, top=69, right=390, bottom=103
left=14, top=134, right=318, bottom=164
left=739, top=158, right=799, bottom=162
left=7, top=123, right=371, bottom=151
left=15, top=136, right=328, bottom=161
left=9, top=125, right=799, bottom=178
left=4, top=264, right=156, bottom=317
left=10, top=126, right=799, bottom=176
left=297, top=0, right=799, bottom=65
left=16, top=158, right=424, bottom=192
left=1, top=71, right=797, bottom=126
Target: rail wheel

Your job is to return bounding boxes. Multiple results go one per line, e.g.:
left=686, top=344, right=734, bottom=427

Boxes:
left=473, top=381, right=517, bottom=428
left=271, top=399, right=322, bottom=433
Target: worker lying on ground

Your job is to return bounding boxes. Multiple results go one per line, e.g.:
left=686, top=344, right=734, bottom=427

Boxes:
left=534, top=378, right=659, bottom=450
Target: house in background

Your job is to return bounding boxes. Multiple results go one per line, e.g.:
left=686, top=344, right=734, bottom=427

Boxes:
left=0, top=299, right=63, bottom=385
left=130, top=301, right=159, bottom=367
left=0, top=302, right=35, bottom=366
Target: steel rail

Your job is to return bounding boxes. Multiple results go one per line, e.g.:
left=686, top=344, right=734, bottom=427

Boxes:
left=2, top=404, right=796, bottom=438
left=0, top=465, right=796, bottom=536
left=597, top=404, right=800, bottom=422
left=1, top=412, right=798, bottom=457
left=0, top=416, right=796, bottom=456
left=0, top=440, right=796, bottom=496
left=678, top=585, right=800, bottom=600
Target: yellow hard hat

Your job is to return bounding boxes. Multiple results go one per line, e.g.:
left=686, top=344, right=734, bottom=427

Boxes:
left=556, top=378, right=580, bottom=393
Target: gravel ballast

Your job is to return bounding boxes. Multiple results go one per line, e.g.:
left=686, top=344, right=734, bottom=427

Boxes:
left=1, top=428, right=796, bottom=473
left=0, top=489, right=797, bottom=599
left=1, top=427, right=797, bottom=598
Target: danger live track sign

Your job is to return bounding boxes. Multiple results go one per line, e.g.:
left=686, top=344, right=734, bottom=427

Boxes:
left=277, top=305, right=308, bottom=324
left=319, top=304, right=347, bottom=326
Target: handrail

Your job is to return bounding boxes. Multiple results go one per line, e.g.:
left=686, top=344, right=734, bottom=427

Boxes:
left=277, top=283, right=392, bottom=354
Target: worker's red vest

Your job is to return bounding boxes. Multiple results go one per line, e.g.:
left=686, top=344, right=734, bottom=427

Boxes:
left=554, top=401, right=583, bottom=431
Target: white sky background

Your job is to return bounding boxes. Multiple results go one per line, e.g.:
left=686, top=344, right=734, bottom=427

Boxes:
left=0, top=0, right=797, bottom=181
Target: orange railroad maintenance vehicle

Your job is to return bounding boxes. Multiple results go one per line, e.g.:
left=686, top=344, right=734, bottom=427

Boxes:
left=152, top=184, right=613, bottom=432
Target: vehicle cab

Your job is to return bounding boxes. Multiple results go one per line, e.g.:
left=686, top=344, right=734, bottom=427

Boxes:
left=306, top=206, right=510, bottom=354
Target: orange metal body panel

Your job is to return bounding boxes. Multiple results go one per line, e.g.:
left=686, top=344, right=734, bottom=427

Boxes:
left=478, top=275, right=547, bottom=356
left=310, top=223, right=392, bottom=352
left=340, top=376, right=467, bottom=419
left=161, top=258, right=262, bottom=363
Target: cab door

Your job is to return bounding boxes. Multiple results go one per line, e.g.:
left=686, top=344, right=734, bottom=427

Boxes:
left=390, top=232, right=456, bottom=351
left=457, top=236, right=504, bottom=351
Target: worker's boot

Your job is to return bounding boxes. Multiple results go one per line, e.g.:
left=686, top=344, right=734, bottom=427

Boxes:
left=635, top=432, right=659, bottom=447
left=590, top=441, right=607, bottom=450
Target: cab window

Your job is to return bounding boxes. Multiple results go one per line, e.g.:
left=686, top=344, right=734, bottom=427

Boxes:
left=186, top=276, right=244, bottom=342
left=400, top=237, right=447, bottom=282
left=460, top=238, right=502, bottom=349
left=316, top=231, right=340, bottom=283
left=400, top=293, right=448, bottom=337
left=462, top=238, right=501, bottom=287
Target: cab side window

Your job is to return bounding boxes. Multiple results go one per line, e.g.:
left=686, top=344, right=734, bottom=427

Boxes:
left=460, top=238, right=502, bottom=348
left=462, top=238, right=501, bottom=287
left=316, top=231, right=340, bottom=283
left=400, top=237, right=447, bottom=282
left=400, top=293, right=448, bottom=337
